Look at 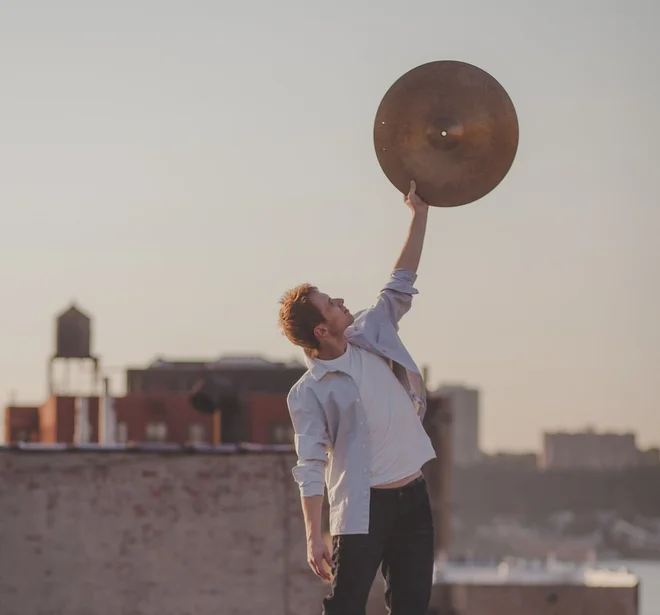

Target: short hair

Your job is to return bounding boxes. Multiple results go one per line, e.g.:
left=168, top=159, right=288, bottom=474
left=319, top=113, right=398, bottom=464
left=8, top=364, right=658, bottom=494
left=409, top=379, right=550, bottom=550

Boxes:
left=278, top=283, right=325, bottom=355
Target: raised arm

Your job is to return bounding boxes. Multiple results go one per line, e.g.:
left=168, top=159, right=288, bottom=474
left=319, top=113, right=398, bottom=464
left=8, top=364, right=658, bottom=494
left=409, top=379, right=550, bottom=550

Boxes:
left=287, top=386, right=333, bottom=581
left=393, top=180, right=430, bottom=274
left=373, top=181, right=430, bottom=326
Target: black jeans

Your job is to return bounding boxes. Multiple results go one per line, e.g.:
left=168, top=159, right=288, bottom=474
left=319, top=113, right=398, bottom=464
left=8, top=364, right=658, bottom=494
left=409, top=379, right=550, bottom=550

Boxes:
left=322, top=475, right=435, bottom=615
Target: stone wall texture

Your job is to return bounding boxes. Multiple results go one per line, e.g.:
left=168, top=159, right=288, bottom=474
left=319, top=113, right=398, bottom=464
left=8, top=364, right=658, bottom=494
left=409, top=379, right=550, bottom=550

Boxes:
left=0, top=450, right=639, bottom=615
left=0, top=450, right=328, bottom=615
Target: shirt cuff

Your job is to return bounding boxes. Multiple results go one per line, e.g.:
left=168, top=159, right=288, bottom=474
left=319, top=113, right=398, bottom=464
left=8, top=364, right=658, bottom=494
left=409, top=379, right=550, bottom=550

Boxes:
left=384, top=268, right=419, bottom=295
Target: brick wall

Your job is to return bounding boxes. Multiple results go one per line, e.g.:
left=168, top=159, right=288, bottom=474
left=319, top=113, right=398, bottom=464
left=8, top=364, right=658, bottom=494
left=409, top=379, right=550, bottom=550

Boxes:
left=38, top=396, right=101, bottom=444
left=25, top=393, right=294, bottom=447
left=4, top=406, right=40, bottom=443
left=114, top=395, right=215, bottom=444
left=245, top=393, right=292, bottom=444
left=0, top=450, right=328, bottom=615
left=38, top=396, right=57, bottom=443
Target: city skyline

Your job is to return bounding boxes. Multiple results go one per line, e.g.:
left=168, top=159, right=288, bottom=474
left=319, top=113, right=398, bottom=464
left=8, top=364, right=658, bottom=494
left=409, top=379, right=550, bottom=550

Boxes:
left=2, top=302, right=658, bottom=453
left=1, top=1, right=658, bottom=451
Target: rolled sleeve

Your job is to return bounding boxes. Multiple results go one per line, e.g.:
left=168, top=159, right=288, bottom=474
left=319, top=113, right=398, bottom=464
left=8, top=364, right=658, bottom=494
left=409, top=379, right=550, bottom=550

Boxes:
left=287, top=388, right=330, bottom=497
left=374, top=268, right=419, bottom=326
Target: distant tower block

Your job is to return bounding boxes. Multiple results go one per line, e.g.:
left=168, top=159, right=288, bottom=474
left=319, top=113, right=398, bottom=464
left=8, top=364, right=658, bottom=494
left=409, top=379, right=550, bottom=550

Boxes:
left=48, top=303, right=100, bottom=396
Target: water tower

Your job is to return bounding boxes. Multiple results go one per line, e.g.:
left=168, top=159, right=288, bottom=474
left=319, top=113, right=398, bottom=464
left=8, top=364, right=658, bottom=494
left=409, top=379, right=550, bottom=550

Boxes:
left=48, top=303, right=100, bottom=396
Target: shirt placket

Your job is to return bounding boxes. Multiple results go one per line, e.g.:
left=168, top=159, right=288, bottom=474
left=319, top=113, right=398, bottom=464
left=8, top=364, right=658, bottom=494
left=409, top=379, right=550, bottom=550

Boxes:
left=348, top=377, right=371, bottom=520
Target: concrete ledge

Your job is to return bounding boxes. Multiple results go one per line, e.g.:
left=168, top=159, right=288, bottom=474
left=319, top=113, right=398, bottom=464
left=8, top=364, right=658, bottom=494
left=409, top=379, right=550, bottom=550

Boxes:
left=0, top=449, right=327, bottom=615
left=0, top=442, right=296, bottom=454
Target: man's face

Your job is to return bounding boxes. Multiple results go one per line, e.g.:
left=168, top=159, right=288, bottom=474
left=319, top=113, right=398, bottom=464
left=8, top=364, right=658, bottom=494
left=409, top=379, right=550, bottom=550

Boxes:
left=310, top=290, right=354, bottom=339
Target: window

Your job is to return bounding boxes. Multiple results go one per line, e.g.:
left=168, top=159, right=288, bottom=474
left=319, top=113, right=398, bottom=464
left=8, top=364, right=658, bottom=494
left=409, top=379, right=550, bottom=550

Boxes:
left=188, top=423, right=205, bottom=444
left=271, top=424, right=294, bottom=444
left=146, top=422, right=168, bottom=442
left=116, top=422, right=128, bottom=443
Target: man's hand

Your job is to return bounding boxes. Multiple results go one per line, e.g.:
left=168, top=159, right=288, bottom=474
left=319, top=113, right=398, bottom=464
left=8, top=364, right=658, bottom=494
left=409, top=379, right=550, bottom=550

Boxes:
left=404, top=180, right=430, bottom=214
left=307, top=534, right=333, bottom=581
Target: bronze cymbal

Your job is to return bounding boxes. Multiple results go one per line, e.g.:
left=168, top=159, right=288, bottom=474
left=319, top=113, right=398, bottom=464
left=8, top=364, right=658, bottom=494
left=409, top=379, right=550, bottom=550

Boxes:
left=373, top=60, right=519, bottom=207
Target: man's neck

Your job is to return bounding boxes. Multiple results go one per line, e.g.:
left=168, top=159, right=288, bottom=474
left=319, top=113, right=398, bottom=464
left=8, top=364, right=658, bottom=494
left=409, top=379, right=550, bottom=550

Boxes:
left=316, top=337, right=348, bottom=361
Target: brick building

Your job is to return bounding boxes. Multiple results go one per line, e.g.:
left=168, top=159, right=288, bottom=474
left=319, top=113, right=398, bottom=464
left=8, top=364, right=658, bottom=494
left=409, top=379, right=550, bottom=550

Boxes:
left=5, top=398, right=102, bottom=445
left=4, top=392, right=294, bottom=446
left=113, top=392, right=293, bottom=445
left=40, top=396, right=101, bottom=443
left=5, top=349, right=305, bottom=446
left=4, top=406, right=40, bottom=443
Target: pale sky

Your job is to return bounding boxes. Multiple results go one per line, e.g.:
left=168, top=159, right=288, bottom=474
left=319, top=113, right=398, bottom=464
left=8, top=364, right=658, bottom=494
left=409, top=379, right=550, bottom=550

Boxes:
left=1, top=0, right=658, bottom=451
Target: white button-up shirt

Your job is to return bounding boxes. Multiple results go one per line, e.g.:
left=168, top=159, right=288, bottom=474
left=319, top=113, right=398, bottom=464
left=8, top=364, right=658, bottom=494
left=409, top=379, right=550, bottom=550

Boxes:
left=286, top=268, right=433, bottom=535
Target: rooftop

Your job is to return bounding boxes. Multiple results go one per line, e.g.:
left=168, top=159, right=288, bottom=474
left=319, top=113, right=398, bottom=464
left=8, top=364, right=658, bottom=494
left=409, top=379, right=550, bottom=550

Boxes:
left=434, top=559, right=639, bottom=588
left=145, top=354, right=304, bottom=370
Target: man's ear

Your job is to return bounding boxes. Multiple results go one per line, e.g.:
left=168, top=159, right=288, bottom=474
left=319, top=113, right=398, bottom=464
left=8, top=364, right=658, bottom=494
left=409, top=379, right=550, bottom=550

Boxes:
left=313, top=324, right=327, bottom=340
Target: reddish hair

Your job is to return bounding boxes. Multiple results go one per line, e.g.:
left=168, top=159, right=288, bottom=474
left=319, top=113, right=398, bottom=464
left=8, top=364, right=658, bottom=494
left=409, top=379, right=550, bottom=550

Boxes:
left=278, top=283, right=325, bottom=356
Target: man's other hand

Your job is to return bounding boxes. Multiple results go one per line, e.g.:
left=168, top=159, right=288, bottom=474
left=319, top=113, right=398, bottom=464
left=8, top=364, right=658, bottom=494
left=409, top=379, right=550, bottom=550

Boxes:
left=307, top=535, right=333, bottom=581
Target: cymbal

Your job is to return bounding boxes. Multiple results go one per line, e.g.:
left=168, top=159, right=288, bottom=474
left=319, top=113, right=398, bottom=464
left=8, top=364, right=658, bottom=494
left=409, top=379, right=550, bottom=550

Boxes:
left=373, top=60, right=519, bottom=207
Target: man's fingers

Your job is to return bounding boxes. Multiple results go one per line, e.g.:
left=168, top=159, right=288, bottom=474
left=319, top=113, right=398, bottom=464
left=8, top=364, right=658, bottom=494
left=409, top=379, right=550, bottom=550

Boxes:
left=309, top=558, right=321, bottom=578
left=314, top=556, right=331, bottom=581
left=323, top=549, right=333, bottom=569
left=405, top=180, right=417, bottom=204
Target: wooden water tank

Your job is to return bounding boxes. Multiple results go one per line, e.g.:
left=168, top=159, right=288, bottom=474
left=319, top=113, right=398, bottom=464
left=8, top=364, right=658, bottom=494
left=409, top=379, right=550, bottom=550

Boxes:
left=55, top=304, right=92, bottom=359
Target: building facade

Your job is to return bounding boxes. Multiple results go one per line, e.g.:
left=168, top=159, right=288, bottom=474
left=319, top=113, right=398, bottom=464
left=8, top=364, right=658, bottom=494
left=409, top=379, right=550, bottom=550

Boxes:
left=114, top=392, right=293, bottom=445
left=541, top=430, right=640, bottom=470
left=4, top=348, right=304, bottom=446
left=436, top=384, right=481, bottom=467
left=4, top=406, right=40, bottom=443
left=4, top=391, right=294, bottom=447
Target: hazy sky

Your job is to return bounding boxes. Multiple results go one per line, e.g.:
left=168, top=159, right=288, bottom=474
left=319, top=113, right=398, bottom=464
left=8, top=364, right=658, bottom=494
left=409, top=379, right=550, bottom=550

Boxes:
left=1, top=0, right=658, bottom=451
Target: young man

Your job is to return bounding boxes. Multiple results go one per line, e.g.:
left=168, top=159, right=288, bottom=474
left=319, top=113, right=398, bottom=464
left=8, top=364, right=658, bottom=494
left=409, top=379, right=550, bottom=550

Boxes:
left=278, top=181, right=436, bottom=615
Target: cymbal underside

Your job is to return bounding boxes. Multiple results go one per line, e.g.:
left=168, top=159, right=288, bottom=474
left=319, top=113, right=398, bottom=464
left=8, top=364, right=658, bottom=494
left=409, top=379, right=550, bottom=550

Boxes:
left=374, top=61, right=519, bottom=207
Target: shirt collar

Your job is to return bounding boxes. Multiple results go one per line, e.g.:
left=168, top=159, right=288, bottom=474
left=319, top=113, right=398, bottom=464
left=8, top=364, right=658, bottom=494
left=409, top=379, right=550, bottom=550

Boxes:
left=304, top=343, right=351, bottom=381
left=304, top=354, right=329, bottom=381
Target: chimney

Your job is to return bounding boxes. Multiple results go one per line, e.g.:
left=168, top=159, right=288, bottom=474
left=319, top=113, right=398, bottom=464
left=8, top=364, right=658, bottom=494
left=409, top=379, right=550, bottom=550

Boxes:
left=99, top=377, right=116, bottom=445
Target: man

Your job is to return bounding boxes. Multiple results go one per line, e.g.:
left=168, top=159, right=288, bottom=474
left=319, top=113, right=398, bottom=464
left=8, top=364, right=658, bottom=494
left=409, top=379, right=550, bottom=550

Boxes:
left=278, top=181, right=436, bottom=614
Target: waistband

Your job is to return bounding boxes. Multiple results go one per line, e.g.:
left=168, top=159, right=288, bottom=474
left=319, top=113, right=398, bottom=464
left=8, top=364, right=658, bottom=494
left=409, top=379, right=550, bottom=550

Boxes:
left=371, top=474, right=426, bottom=495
